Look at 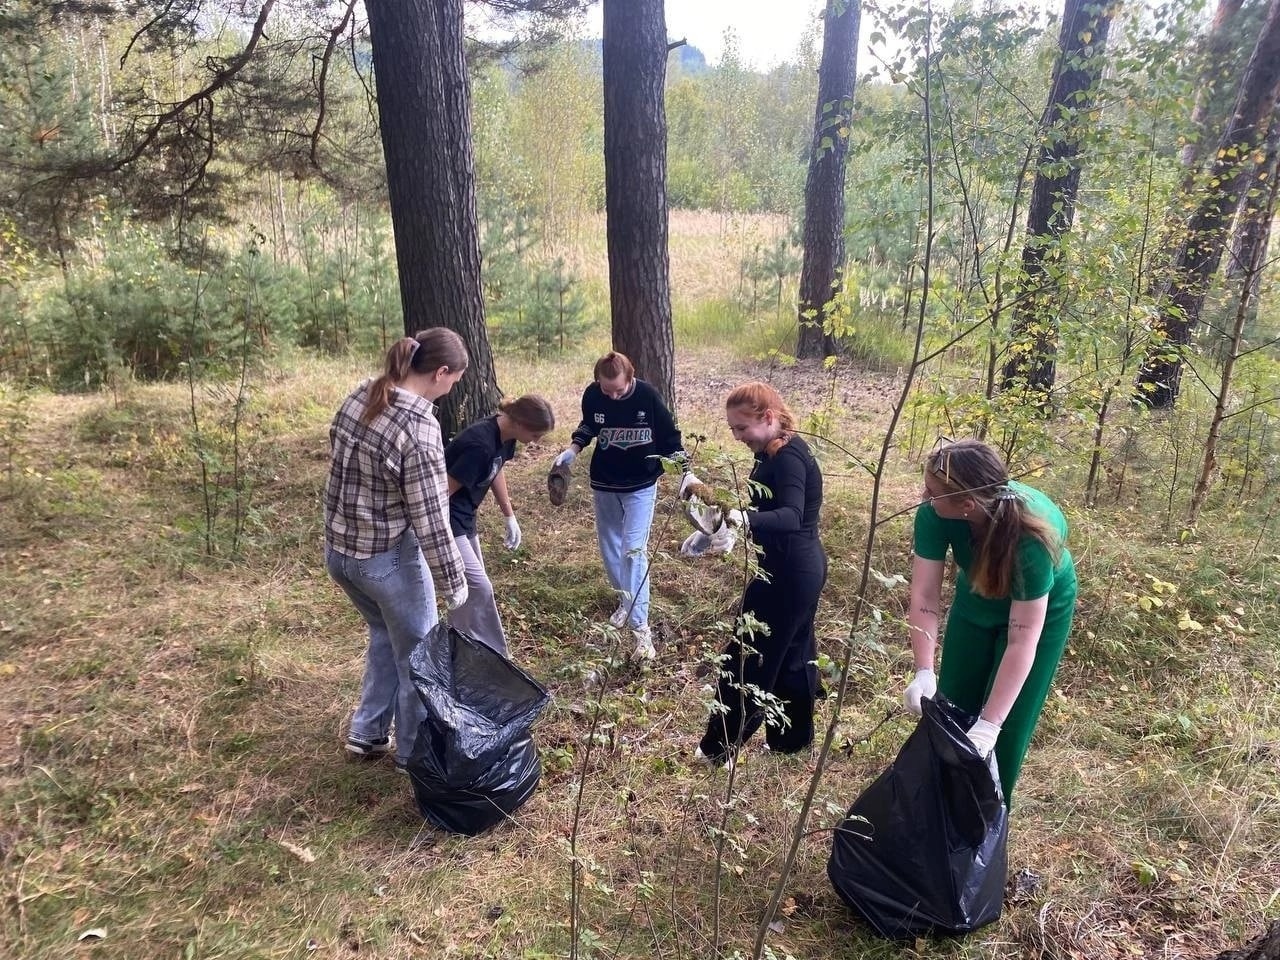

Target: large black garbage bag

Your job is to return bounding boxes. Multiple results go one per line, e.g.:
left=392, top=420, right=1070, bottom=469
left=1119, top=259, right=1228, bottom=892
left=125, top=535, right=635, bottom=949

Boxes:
left=407, top=622, right=551, bottom=836
left=827, top=695, right=1008, bottom=939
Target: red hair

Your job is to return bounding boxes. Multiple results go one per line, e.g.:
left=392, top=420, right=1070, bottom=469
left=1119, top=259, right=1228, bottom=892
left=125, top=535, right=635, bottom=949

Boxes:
left=726, top=381, right=797, bottom=457
left=593, top=351, right=635, bottom=382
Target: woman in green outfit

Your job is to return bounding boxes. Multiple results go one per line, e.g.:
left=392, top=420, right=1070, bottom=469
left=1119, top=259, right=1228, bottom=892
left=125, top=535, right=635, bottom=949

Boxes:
left=902, top=439, right=1077, bottom=799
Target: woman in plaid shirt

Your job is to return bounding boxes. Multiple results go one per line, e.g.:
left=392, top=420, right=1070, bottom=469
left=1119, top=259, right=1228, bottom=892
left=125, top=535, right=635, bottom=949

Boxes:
left=324, top=328, right=470, bottom=767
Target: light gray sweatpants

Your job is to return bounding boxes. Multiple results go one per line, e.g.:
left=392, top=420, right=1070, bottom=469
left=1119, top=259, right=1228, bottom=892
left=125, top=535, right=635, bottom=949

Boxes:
left=448, top=533, right=508, bottom=657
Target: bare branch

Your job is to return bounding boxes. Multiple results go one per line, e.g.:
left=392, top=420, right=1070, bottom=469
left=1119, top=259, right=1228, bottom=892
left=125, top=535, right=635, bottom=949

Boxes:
left=114, top=0, right=279, bottom=172
left=120, top=0, right=196, bottom=69
left=310, top=0, right=359, bottom=169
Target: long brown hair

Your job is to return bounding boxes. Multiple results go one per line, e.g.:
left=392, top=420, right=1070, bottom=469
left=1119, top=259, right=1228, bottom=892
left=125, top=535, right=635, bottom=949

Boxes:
left=498, top=394, right=555, bottom=433
left=726, top=381, right=797, bottom=457
left=362, top=328, right=469, bottom=425
left=925, top=439, right=1062, bottom=599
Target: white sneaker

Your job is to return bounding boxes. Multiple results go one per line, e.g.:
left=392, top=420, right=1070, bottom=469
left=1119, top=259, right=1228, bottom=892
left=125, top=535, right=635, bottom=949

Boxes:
left=632, top=624, right=656, bottom=660
left=693, top=746, right=734, bottom=772
left=609, top=605, right=628, bottom=629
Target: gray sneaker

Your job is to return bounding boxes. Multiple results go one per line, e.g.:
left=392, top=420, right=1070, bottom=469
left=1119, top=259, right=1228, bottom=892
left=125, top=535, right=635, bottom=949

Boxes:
left=632, top=624, right=656, bottom=660
left=345, top=735, right=391, bottom=757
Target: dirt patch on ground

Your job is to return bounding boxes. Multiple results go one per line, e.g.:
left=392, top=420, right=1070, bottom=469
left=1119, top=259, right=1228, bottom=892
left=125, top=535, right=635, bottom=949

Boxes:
left=674, top=352, right=900, bottom=428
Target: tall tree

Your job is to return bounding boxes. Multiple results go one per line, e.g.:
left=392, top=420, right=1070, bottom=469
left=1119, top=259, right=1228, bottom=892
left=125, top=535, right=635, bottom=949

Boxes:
left=1134, top=0, right=1280, bottom=408
left=1000, top=0, right=1113, bottom=398
left=365, top=0, right=500, bottom=436
left=1178, top=0, right=1246, bottom=177
left=601, top=0, right=676, bottom=408
left=2, top=1, right=591, bottom=431
left=1224, top=100, right=1280, bottom=322
left=796, top=0, right=860, bottom=360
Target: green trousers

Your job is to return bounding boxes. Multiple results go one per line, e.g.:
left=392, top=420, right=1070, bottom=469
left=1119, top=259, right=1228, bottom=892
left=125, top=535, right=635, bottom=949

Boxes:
left=938, top=565, right=1077, bottom=802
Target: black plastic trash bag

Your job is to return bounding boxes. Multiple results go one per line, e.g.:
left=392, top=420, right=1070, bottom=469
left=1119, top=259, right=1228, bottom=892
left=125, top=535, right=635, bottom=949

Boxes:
left=827, top=694, right=1008, bottom=939
left=406, top=622, right=551, bottom=836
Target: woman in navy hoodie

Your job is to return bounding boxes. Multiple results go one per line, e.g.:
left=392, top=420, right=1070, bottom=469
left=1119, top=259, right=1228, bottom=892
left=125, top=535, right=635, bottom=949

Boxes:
left=554, top=351, right=684, bottom=659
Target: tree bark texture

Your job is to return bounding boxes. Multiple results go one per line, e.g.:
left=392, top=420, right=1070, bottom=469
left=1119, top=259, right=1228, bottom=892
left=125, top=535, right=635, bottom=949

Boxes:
left=366, top=0, right=501, bottom=437
left=1210, top=920, right=1280, bottom=960
left=1001, top=0, right=1113, bottom=397
left=796, top=0, right=861, bottom=359
left=602, top=0, right=677, bottom=411
left=1134, top=0, right=1280, bottom=409
left=1178, top=0, right=1245, bottom=175
left=1225, top=100, right=1280, bottom=317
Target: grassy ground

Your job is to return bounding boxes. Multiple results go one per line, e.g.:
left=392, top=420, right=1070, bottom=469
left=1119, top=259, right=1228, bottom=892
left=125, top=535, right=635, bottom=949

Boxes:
left=2, top=340, right=1278, bottom=960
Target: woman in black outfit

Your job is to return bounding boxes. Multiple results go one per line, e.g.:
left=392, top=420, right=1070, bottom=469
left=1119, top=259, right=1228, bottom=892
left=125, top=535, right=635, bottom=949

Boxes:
left=686, top=381, right=827, bottom=767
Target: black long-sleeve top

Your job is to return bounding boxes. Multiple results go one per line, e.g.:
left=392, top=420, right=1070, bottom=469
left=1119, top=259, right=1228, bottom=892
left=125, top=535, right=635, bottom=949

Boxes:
left=745, top=436, right=823, bottom=567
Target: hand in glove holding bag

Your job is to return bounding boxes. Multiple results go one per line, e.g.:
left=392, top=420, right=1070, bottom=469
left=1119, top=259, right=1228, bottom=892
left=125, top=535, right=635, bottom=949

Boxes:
left=903, top=668, right=937, bottom=716
left=679, top=471, right=702, bottom=500
left=553, top=448, right=577, bottom=468
left=503, top=515, right=522, bottom=550
left=726, top=508, right=749, bottom=531
left=966, top=717, right=1002, bottom=758
left=445, top=583, right=469, bottom=611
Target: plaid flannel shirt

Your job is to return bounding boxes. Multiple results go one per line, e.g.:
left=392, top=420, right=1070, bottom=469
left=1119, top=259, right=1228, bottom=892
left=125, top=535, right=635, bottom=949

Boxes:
left=324, top=382, right=466, bottom=597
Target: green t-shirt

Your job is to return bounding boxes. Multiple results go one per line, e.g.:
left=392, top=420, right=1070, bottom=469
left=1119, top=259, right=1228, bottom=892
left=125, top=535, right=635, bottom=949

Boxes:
left=913, top=480, right=1075, bottom=625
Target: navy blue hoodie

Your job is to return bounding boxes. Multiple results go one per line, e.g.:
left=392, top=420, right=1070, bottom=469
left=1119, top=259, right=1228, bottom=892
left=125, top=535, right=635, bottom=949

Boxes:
left=570, top=379, right=684, bottom=492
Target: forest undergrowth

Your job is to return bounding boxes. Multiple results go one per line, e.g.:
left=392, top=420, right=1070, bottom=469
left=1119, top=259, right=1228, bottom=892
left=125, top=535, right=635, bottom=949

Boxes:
left=1, top=345, right=1278, bottom=960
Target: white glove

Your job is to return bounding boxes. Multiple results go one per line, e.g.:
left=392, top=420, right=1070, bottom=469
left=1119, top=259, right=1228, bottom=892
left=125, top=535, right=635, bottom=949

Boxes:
left=679, top=471, right=701, bottom=500
left=445, top=583, right=469, bottom=611
left=503, top=514, right=521, bottom=550
left=903, top=667, right=937, bottom=716
left=966, top=717, right=1002, bottom=758
left=554, top=448, right=577, bottom=468
left=726, top=508, right=749, bottom=530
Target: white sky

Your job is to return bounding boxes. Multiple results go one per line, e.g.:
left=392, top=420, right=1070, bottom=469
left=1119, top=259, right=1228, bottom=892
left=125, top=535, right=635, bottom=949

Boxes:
left=470, top=1, right=1067, bottom=73
left=580, top=0, right=827, bottom=69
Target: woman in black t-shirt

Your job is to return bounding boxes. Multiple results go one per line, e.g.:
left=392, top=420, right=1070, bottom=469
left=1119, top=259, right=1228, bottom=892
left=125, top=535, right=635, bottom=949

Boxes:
left=685, top=381, right=827, bottom=767
left=445, top=395, right=555, bottom=656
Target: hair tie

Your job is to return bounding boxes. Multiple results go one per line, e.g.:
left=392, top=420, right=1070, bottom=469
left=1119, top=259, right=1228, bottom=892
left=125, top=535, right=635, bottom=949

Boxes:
left=993, top=485, right=1019, bottom=501
left=406, top=337, right=421, bottom=363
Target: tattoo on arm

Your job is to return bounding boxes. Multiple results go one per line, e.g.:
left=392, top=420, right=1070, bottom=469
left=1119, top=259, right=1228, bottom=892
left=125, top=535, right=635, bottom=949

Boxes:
left=1009, top=618, right=1030, bottom=633
left=917, top=606, right=939, bottom=617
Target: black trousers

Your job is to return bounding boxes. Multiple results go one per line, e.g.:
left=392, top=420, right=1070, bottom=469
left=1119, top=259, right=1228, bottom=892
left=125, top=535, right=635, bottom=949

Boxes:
left=699, top=546, right=827, bottom=760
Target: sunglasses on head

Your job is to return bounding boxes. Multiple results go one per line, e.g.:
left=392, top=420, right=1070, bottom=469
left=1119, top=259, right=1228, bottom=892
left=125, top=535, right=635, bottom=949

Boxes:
left=928, top=436, right=954, bottom=481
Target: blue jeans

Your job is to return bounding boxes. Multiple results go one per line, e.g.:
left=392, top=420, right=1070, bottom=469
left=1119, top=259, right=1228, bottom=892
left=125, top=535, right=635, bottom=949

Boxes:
left=326, top=530, right=437, bottom=765
left=592, top=483, right=657, bottom=628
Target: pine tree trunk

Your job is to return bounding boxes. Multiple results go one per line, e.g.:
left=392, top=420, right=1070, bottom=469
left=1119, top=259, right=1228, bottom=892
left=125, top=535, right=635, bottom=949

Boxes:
left=1211, top=920, right=1280, bottom=960
left=602, top=0, right=677, bottom=411
left=1001, top=0, right=1112, bottom=399
left=796, top=0, right=860, bottom=360
left=1134, top=0, right=1280, bottom=409
left=1225, top=101, right=1280, bottom=318
left=365, top=0, right=501, bottom=438
left=1178, top=0, right=1245, bottom=175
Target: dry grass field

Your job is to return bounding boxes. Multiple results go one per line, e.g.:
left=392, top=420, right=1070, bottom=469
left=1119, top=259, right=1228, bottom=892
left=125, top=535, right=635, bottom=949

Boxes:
left=2, top=329, right=1279, bottom=959
left=0, top=213, right=1274, bottom=960
left=552, top=210, right=792, bottom=308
